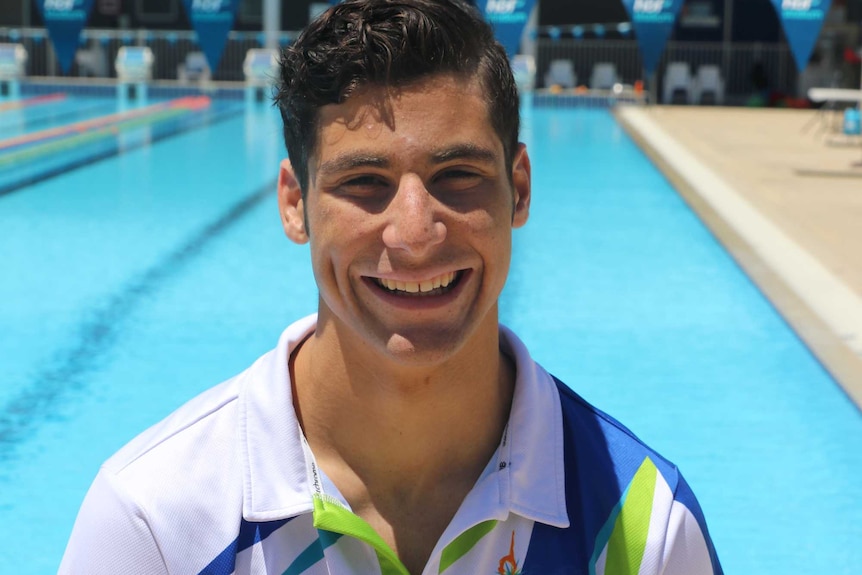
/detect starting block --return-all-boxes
[243,49,279,105]
[0,43,27,98]
[115,46,154,101]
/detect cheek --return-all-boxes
[467,208,514,271]
[307,202,380,273]
[460,203,513,244]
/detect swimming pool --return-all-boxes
[1,92,860,573]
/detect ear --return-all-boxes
[511,143,531,229]
[278,158,309,244]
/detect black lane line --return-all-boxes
[0,105,244,199]
[0,180,277,461]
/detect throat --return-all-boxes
[360,497,463,575]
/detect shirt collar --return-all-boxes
[497,324,569,527]
[238,316,568,527]
[239,314,318,522]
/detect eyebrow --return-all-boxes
[317,154,389,176]
[316,143,499,177]
[430,144,498,165]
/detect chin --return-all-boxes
[382,331,465,367]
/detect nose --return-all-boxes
[381,174,447,255]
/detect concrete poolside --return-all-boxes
[614,105,862,409]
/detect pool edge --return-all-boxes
[613,104,862,412]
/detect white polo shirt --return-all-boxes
[59,315,722,575]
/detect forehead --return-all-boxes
[311,74,499,165]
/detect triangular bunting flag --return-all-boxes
[37,0,95,75]
[182,0,241,73]
[770,0,833,71]
[621,0,685,75]
[482,0,538,58]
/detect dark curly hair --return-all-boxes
[273,0,520,196]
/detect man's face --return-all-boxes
[279,74,530,367]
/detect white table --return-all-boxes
[807,87,862,104]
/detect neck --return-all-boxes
[290,313,515,499]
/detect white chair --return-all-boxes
[662,62,693,104]
[178,51,211,83]
[243,48,278,86]
[75,41,107,77]
[512,54,537,93]
[692,65,725,105]
[244,48,279,103]
[589,62,618,90]
[544,59,576,89]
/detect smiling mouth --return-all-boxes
[372,270,464,296]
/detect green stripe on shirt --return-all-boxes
[603,457,658,575]
[438,520,499,573]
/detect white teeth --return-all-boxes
[377,271,459,294]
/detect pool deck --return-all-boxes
[615,105,862,410]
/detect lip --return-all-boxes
[361,269,472,310]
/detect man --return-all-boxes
[60,0,723,573]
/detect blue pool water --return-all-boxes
[1,93,860,573]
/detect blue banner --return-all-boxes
[770,0,832,71]
[37,0,95,74]
[182,0,241,72]
[621,0,685,75]
[482,0,537,58]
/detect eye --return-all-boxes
[339,174,390,196]
[434,168,484,191]
[345,175,383,186]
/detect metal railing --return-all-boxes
[536,38,799,105]
[1,27,800,105]
[0,27,297,83]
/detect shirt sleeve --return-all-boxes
[58,469,169,575]
[661,501,722,575]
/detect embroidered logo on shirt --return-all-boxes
[497,531,521,575]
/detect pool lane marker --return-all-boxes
[0,95,211,152]
[0,106,193,167]
[616,105,862,409]
[0,92,67,114]
[0,101,120,138]
[0,101,241,198]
